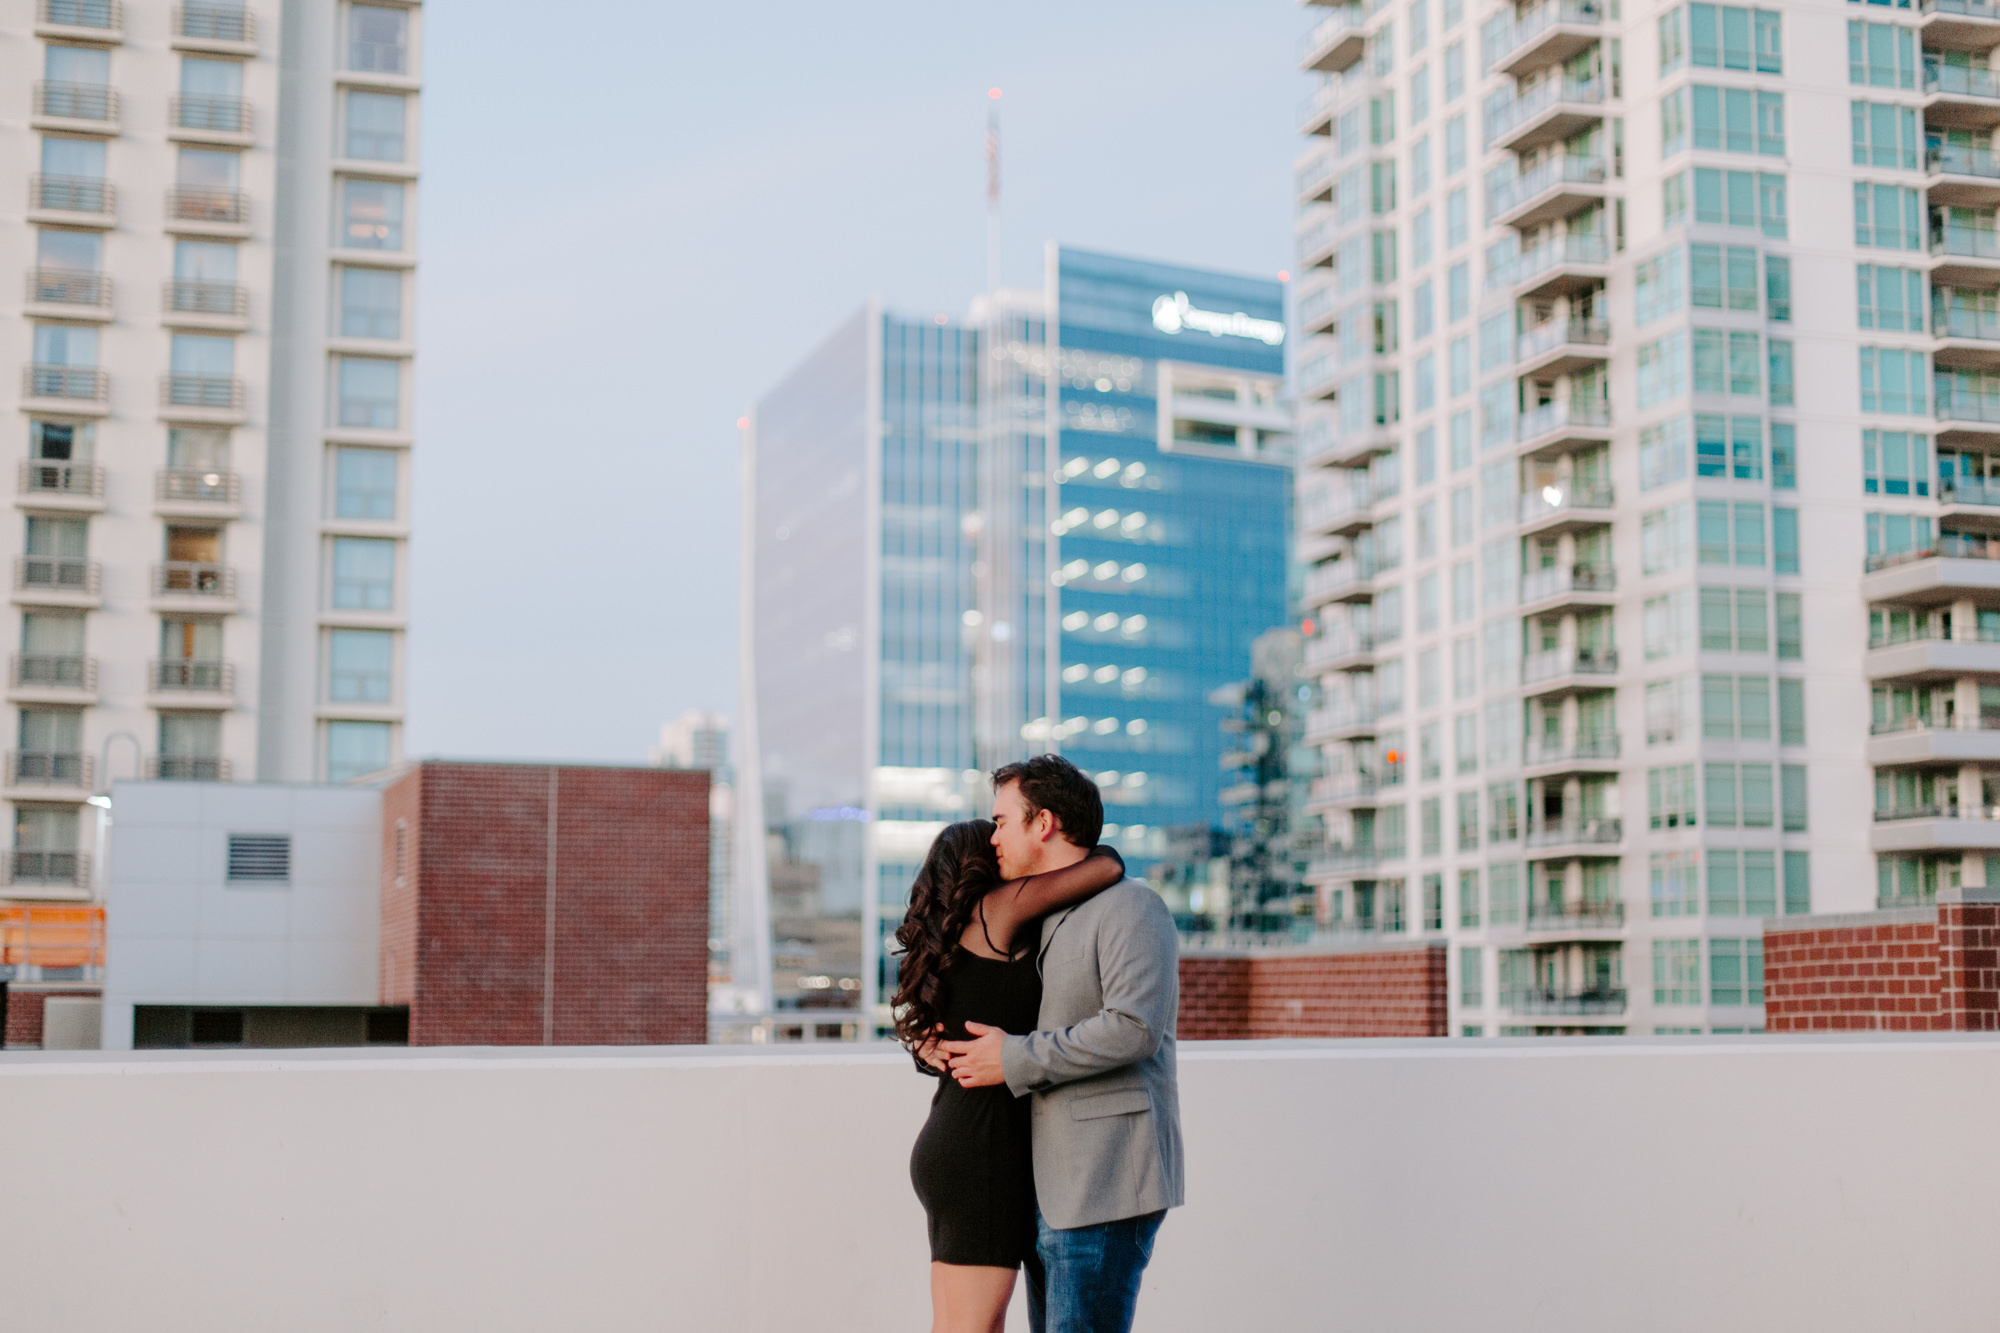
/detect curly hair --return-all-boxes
[890,819,1001,1051]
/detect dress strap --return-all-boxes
[977,896,1008,958]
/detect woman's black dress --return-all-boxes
[909,947,1043,1268]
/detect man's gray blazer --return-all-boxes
[998,877,1184,1231]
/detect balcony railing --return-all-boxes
[8,751,92,789]
[175,3,255,43]
[1929,144,2000,179]
[1941,476,2000,507]
[1521,647,1618,684]
[1310,843,1407,875]
[1923,0,2000,16]
[1865,531,2000,571]
[153,562,236,599]
[1516,316,1610,361]
[1297,80,1344,133]
[1523,733,1621,766]
[8,850,88,887]
[1484,78,1604,148]
[1503,985,1627,1015]
[1304,632,1376,670]
[29,174,114,216]
[1520,563,1615,603]
[1296,7,1364,62]
[349,39,409,75]
[1489,0,1603,70]
[166,187,248,225]
[1306,702,1382,737]
[1936,382,2000,424]
[165,278,247,317]
[1296,215,1340,266]
[1487,234,1609,291]
[161,374,244,411]
[1926,63,2000,98]
[1303,558,1382,603]
[1873,802,2000,822]
[19,460,103,499]
[23,365,107,402]
[1487,156,1605,221]
[1296,283,1337,331]
[14,556,100,597]
[1516,399,1611,441]
[146,754,232,782]
[171,95,253,134]
[26,267,109,309]
[38,0,121,30]
[1525,817,1623,848]
[1868,711,2000,735]
[1518,484,1613,525]
[156,468,241,505]
[1296,152,1338,202]
[1934,225,2000,261]
[1934,299,2000,342]
[34,81,118,123]
[150,659,234,695]
[1526,898,1626,930]
[9,654,96,693]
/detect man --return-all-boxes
[940,754,1183,1333]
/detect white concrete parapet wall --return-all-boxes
[1,1037,1995,1330]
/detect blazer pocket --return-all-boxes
[1070,1089,1152,1120]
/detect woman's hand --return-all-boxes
[915,1023,951,1073]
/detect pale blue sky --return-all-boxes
[407,0,1303,761]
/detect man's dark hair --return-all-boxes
[991,754,1103,849]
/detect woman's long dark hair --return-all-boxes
[891,819,1000,1050]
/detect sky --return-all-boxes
[407,0,1303,763]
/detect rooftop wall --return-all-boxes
[2,1037,1995,1330]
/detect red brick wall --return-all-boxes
[384,762,709,1047]
[1939,897,2000,1033]
[1179,943,1448,1040]
[3,989,98,1047]
[1764,895,2000,1033]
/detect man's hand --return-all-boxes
[915,1024,950,1074]
[939,1021,1007,1088]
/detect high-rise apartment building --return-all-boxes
[1290,0,1999,1035]
[0,1,419,909]
[744,249,1294,1016]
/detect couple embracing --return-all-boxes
[893,754,1182,1333]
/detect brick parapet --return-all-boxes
[1179,941,1447,1040]
[3,988,99,1047]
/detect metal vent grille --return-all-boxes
[226,834,290,882]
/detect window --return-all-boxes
[1851,100,1919,169]
[31,323,97,372]
[1411,65,1431,124]
[1447,336,1470,396]
[1421,797,1442,855]
[1420,720,1442,779]
[1640,417,1690,491]
[1767,341,1793,407]
[1412,279,1434,342]
[1445,185,1467,247]
[1854,183,1922,250]
[40,134,105,185]
[330,537,396,610]
[1458,869,1481,927]
[1664,170,1689,227]
[1635,246,1686,327]
[1653,940,1701,1004]
[1708,849,1778,916]
[1647,677,1695,744]
[1773,506,1798,573]
[1422,872,1443,931]
[1459,945,1483,1004]
[1702,674,1773,739]
[1861,429,1932,494]
[327,719,392,782]
[1694,501,1765,565]
[1443,44,1465,102]
[1456,788,1479,848]
[1691,167,1786,236]
[1684,3,1783,72]
[1662,87,1688,158]
[1690,86,1784,155]
[1486,781,1520,843]
[226,834,291,883]
[1775,592,1802,659]
[1455,708,1476,770]
[1447,262,1469,321]
[1411,135,1432,197]
[1784,850,1810,914]
[1694,414,1764,479]
[1865,511,1933,561]
[1705,761,1775,827]
[1416,428,1437,485]
[337,356,400,429]
[1645,589,1693,659]
[1848,20,1917,89]
[349,3,410,74]
[339,179,405,250]
[1488,862,1521,925]
[1661,7,1686,71]
[1859,347,1928,414]
[1642,502,1690,574]
[1477,311,1510,370]
[1710,938,1765,1006]
[1650,764,1700,829]
[1781,763,1808,830]
[1696,586,1769,651]
[1857,265,1926,331]
[1690,330,1762,397]
[1638,331,1688,407]
[1648,852,1699,920]
[1689,244,1759,312]
[159,712,222,776]
[339,267,402,339]
[344,90,407,161]
[1764,255,1790,322]
[328,628,394,703]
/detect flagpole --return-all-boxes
[986,88,1001,297]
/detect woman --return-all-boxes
[894,822,1126,1333]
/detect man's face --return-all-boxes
[990,781,1047,880]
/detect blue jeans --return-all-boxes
[1025,1208,1165,1333]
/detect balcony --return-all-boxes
[1924,63,2000,131]
[1308,772,1399,810]
[36,0,122,38]
[1861,533,2000,601]
[1870,803,2000,852]
[1523,817,1623,857]
[1525,897,1625,933]
[1521,732,1621,776]
[1929,225,2000,287]
[1298,7,1366,74]
[7,751,93,793]
[1303,632,1378,674]
[1521,647,1618,696]
[1927,145,2000,208]
[1921,0,2000,46]
[1502,984,1627,1016]
[1296,151,1337,205]
[12,557,101,608]
[174,3,256,49]
[1517,483,1613,536]
[1514,316,1610,378]
[1300,481,1375,539]
[148,659,234,705]
[1868,713,2000,764]
[1491,0,1603,77]
[170,95,254,142]
[1304,703,1383,745]
[1488,156,1606,230]
[7,849,89,890]
[1484,78,1605,155]
[1519,563,1616,613]
[1298,80,1344,137]
[152,562,237,611]
[8,654,96,704]
[22,365,107,408]
[28,174,115,223]
[33,81,119,129]
[164,278,248,328]
[145,755,232,782]
[1865,632,2000,681]
[1938,475,2000,532]
[155,468,242,519]
[1303,558,1383,605]
[1516,399,1612,457]
[1488,233,1609,300]
[1296,283,1338,337]
[19,460,105,514]
[160,373,245,419]
[25,267,111,318]
[1306,843,1407,879]
[1296,214,1340,269]
[1300,419,1398,469]
[165,187,249,232]
[1933,294,2000,373]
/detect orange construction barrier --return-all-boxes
[0,904,105,971]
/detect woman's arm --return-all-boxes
[979,846,1126,955]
